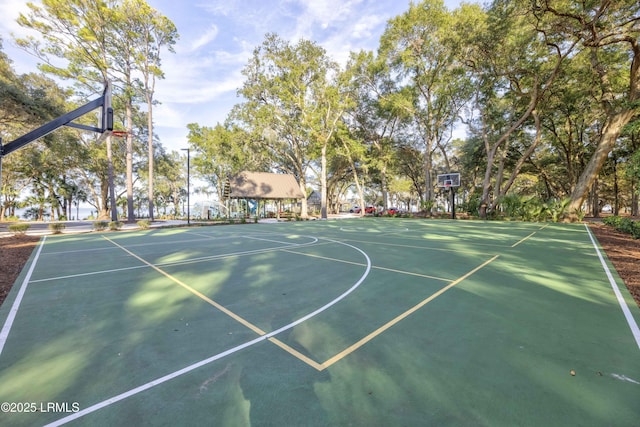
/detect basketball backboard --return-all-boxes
[436,173,461,188]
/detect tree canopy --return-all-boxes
[2,0,639,222]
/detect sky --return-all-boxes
[0,0,462,153]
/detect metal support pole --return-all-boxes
[450,187,456,219]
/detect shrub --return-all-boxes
[137,219,150,229]
[548,197,571,222]
[48,222,66,234]
[93,221,108,231]
[603,215,640,239]
[109,221,123,231]
[463,190,482,216]
[499,194,523,219]
[8,223,30,235]
[603,216,621,228]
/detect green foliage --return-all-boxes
[137,219,150,229]
[420,200,435,214]
[548,198,571,223]
[93,221,108,231]
[573,209,586,222]
[5,1,639,225]
[109,221,123,231]
[499,196,571,222]
[48,222,65,234]
[603,216,640,239]
[498,194,523,218]
[463,190,482,217]
[8,223,30,235]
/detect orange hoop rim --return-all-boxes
[111,130,128,138]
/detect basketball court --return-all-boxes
[0,219,639,426]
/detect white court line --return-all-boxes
[150,236,318,267]
[41,235,234,256]
[584,224,640,350]
[46,237,371,426]
[29,265,149,284]
[29,236,319,284]
[340,237,498,253]
[339,227,409,233]
[243,235,308,245]
[0,237,47,357]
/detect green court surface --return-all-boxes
[0,219,639,426]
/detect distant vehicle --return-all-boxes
[350,206,376,214]
[386,207,401,215]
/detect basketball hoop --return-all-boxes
[111,130,128,138]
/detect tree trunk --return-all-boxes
[613,153,619,216]
[495,145,507,199]
[321,143,327,219]
[591,180,599,218]
[501,111,543,197]
[381,165,388,212]
[147,99,155,221]
[299,175,308,218]
[126,103,135,222]
[631,180,639,216]
[107,135,117,221]
[424,140,433,213]
[480,139,498,219]
[568,110,635,218]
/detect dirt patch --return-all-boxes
[588,222,640,308]
[0,235,41,305]
[0,224,639,309]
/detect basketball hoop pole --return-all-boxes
[438,173,460,220]
[450,186,456,219]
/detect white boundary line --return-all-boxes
[40,235,237,256]
[0,236,47,357]
[46,237,371,426]
[339,226,409,233]
[29,236,319,284]
[584,224,640,350]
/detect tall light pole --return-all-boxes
[181,148,190,225]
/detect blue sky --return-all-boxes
[1,0,463,152]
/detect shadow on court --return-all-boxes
[0,219,639,426]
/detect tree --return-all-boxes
[238,34,345,218]
[17,0,118,220]
[378,0,469,212]
[153,150,183,217]
[115,0,177,221]
[534,0,640,219]
[187,122,268,201]
[460,0,573,217]
[344,50,403,212]
[16,0,177,222]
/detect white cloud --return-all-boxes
[0,0,31,35]
[351,14,387,39]
[189,25,219,52]
[1,0,464,153]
